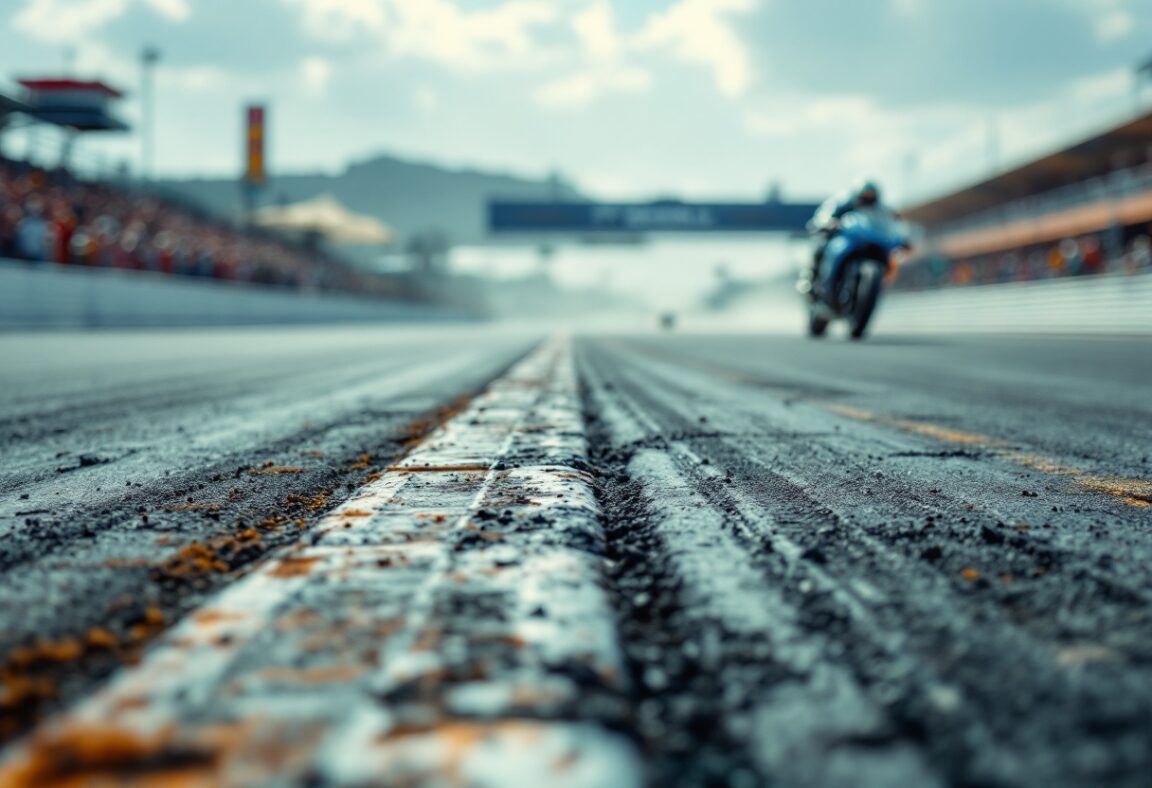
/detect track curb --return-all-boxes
[0,338,642,787]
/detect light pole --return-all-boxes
[140,46,160,182]
[1137,53,1152,110]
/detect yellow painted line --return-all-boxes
[887,418,1006,447]
[824,405,1152,508]
[1002,452,1082,476]
[826,404,1005,446]
[614,347,1150,509]
[1004,452,1152,507]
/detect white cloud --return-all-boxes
[573,0,621,61]
[11,0,190,43]
[12,0,129,43]
[388,0,558,69]
[162,64,230,92]
[890,0,925,17]
[991,66,1140,164]
[1067,67,1132,103]
[534,1,653,110]
[902,65,1144,199]
[68,39,137,84]
[635,0,756,98]
[413,85,440,112]
[144,0,189,22]
[299,55,332,95]
[744,96,879,138]
[291,0,757,101]
[744,94,980,200]
[1095,9,1134,42]
[291,0,559,71]
[291,0,387,41]
[536,0,756,110]
[535,65,650,109]
[1068,0,1137,43]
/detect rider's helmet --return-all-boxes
[853,179,881,208]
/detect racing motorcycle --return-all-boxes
[804,209,909,340]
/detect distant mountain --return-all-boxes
[154,154,584,245]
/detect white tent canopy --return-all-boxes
[253,193,393,245]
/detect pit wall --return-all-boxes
[878,270,1151,334]
[0,260,463,329]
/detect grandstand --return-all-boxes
[896,108,1152,290]
[0,155,413,299]
[0,76,417,304]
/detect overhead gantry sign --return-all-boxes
[488,200,820,235]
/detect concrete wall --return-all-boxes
[0,260,461,329]
[879,271,1151,334]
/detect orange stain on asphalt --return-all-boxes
[0,723,189,787]
[254,664,364,684]
[267,556,321,578]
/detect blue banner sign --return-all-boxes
[488,201,820,234]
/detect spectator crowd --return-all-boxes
[894,229,1152,291]
[0,156,405,299]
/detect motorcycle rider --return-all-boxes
[799,179,891,299]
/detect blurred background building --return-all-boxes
[0,0,1149,328]
[896,108,1152,290]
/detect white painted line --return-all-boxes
[0,339,642,787]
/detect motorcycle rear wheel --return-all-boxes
[808,309,829,337]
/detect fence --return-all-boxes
[0,259,462,329]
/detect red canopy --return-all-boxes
[17,79,124,98]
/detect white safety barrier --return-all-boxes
[0,259,462,329]
[879,271,1151,334]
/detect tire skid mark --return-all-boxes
[0,339,641,787]
[600,337,1152,508]
[583,338,1152,786]
[615,340,1152,610]
[581,349,941,787]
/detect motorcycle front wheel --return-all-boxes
[849,261,884,340]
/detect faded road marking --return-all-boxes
[824,405,1152,508]
[825,404,1006,447]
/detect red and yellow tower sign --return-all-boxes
[245,104,266,187]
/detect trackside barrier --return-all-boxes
[879,272,1151,334]
[0,260,464,329]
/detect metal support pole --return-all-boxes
[140,46,160,182]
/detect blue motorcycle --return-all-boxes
[807,209,909,340]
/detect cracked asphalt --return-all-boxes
[2,328,1151,786]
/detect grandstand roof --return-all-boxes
[0,93,30,115]
[905,108,1152,227]
[17,79,124,98]
[14,78,128,132]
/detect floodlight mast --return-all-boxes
[140,46,160,181]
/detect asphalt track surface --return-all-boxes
[2,327,1151,786]
[0,328,536,740]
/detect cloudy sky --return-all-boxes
[2,0,1151,202]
